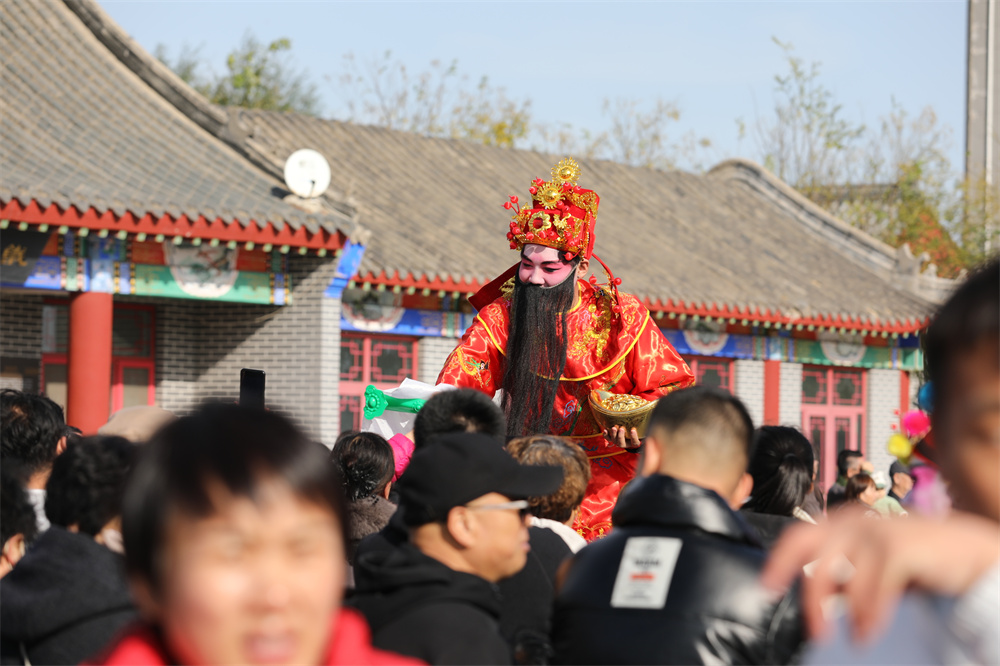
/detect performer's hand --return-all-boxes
[604,425,641,449]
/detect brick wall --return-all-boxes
[123,255,339,440]
[318,296,341,446]
[867,368,900,476]
[418,336,460,385]
[733,359,765,427]
[0,292,44,392]
[0,292,43,360]
[779,362,803,427]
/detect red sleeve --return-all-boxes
[435,316,504,397]
[626,316,694,400]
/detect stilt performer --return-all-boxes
[437,158,694,539]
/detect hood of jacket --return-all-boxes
[612,474,762,548]
[1,526,135,642]
[347,496,397,545]
[349,542,501,632]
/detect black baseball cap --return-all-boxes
[889,460,915,479]
[397,431,564,526]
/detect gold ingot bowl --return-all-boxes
[588,390,658,440]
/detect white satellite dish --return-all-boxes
[283,149,331,199]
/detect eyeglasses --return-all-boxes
[464,499,531,520]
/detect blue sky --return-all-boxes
[102,1,969,174]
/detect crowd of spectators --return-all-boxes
[0,258,996,665]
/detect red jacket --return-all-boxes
[89,608,424,665]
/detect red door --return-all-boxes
[801,367,867,491]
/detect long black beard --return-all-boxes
[501,270,577,437]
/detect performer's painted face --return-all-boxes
[518,245,576,288]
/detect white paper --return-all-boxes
[361,379,455,440]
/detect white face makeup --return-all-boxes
[518,245,576,288]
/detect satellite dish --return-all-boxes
[283,149,331,199]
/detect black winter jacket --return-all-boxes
[552,475,804,665]
[0,527,137,665]
[356,516,570,663]
[348,542,511,665]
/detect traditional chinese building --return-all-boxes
[1,0,355,438]
[1,0,955,486]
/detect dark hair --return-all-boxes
[648,386,755,459]
[744,426,814,517]
[413,388,506,448]
[122,403,348,592]
[1,389,67,474]
[46,435,136,536]
[502,261,579,437]
[845,472,875,502]
[836,449,863,477]
[507,435,591,523]
[924,258,999,405]
[1,465,38,546]
[331,431,394,501]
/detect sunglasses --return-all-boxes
[464,499,531,520]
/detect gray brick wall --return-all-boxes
[733,359,765,427]
[318,296,341,445]
[0,292,43,360]
[418,336,460,385]
[867,368,900,476]
[779,362,803,428]
[121,255,338,440]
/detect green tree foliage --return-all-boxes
[156,34,321,115]
[746,38,991,277]
[334,52,530,148]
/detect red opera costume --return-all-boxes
[437,159,694,540]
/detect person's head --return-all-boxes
[889,460,915,499]
[0,465,37,577]
[412,388,505,448]
[506,434,591,525]
[46,435,136,543]
[398,432,563,583]
[923,258,1000,521]
[98,405,177,443]
[744,426,815,517]
[640,386,755,508]
[330,431,394,501]
[836,449,864,478]
[845,472,878,507]
[517,244,590,289]
[1,389,68,479]
[122,403,349,666]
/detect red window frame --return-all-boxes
[688,356,734,393]
[40,301,157,414]
[339,334,419,433]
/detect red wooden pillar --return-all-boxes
[763,360,781,425]
[67,292,113,434]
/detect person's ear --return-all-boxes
[640,434,662,477]
[382,482,392,500]
[728,472,754,510]
[56,436,67,456]
[576,257,590,278]
[129,575,163,621]
[0,534,27,576]
[445,508,476,549]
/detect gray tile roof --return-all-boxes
[236,109,934,328]
[0,0,353,237]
